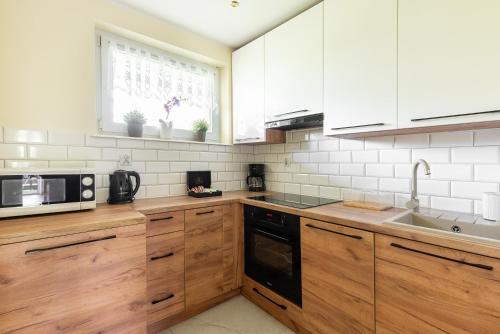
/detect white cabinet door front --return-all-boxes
[323,0,397,136]
[265,3,323,123]
[232,36,266,144]
[398,0,500,128]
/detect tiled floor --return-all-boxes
[159,295,296,334]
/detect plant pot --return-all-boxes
[127,122,143,137]
[195,130,206,142]
[159,121,174,139]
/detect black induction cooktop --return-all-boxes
[247,192,342,209]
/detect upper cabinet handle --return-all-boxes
[305,224,362,240]
[196,210,215,215]
[149,216,173,222]
[390,243,493,271]
[274,109,310,117]
[25,235,116,255]
[331,123,385,130]
[411,110,500,122]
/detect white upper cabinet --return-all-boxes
[265,3,323,123]
[398,0,500,128]
[323,0,398,136]
[232,36,266,144]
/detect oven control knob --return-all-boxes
[82,176,94,187]
[82,189,94,200]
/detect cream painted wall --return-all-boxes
[0,0,233,142]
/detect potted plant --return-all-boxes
[124,110,146,137]
[159,96,180,139]
[192,119,209,142]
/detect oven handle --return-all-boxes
[251,227,291,243]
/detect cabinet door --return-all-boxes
[265,3,323,122]
[302,218,375,334]
[398,0,500,128]
[376,234,500,333]
[232,36,266,144]
[0,224,147,334]
[323,0,397,136]
[185,205,237,309]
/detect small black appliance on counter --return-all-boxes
[247,164,265,192]
[107,170,140,204]
[187,171,222,198]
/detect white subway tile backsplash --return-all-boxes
[380,149,410,163]
[158,173,181,184]
[158,150,180,161]
[300,163,318,173]
[209,145,227,152]
[28,145,67,160]
[430,131,473,148]
[141,174,158,186]
[132,149,157,161]
[49,161,86,168]
[68,147,101,160]
[431,164,472,181]
[86,136,116,147]
[365,136,394,150]
[366,164,393,177]
[218,153,233,161]
[4,128,47,144]
[340,164,364,176]
[146,185,170,198]
[145,141,170,150]
[340,138,364,151]
[291,130,309,142]
[117,138,145,149]
[102,148,131,161]
[394,164,430,179]
[474,165,500,182]
[170,184,187,196]
[301,184,319,196]
[48,131,84,146]
[5,160,49,168]
[179,151,199,161]
[412,148,450,163]
[146,161,170,173]
[309,174,329,185]
[293,152,309,163]
[270,144,285,153]
[451,181,498,199]
[318,163,339,175]
[330,151,351,163]
[190,143,208,151]
[320,186,341,199]
[395,134,429,148]
[452,147,500,163]
[0,144,26,159]
[284,183,301,194]
[318,138,339,152]
[190,162,209,170]
[301,141,318,152]
[310,152,329,163]
[329,175,351,188]
[293,173,309,184]
[352,177,378,190]
[199,152,218,161]
[169,162,190,172]
[379,178,410,193]
[431,196,473,213]
[417,180,450,196]
[87,161,118,174]
[352,150,378,163]
[285,143,301,153]
[277,173,293,183]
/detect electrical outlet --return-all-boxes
[284,157,291,167]
[119,154,131,167]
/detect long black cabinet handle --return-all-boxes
[25,235,116,255]
[151,293,175,305]
[274,109,310,117]
[150,252,174,261]
[252,288,287,310]
[305,224,362,240]
[331,123,385,130]
[149,216,173,222]
[390,243,493,271]
[411,110,500,122]
[196,210,215,215]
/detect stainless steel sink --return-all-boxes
[384,210,500,246]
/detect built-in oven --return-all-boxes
[244,205,301,307]
[0,169,96,218]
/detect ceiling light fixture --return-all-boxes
[230,0,239,8]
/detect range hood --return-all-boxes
[265,113,323,130]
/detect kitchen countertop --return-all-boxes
[1,191,499,258]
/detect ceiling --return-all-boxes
[113,0,321,48]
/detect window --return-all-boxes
[97,32,220,141]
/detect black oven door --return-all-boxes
[244,224,302,306]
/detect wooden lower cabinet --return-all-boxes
[0,223,147,334]
[185,204,239,309]
[376,234,500,334]
[301,218,375,334]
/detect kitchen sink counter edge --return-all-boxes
[1,191,499,259]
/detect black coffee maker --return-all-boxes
[247,164,265,192]
[108,170,141,204]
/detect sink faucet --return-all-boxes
[406,159,431,211]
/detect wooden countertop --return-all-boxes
[1,191,499,258]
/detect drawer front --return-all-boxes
[185,206,224,223]
[147,210,184,237]
[376,234,500,334]
[147,231,185,325]
[0,224,147,334]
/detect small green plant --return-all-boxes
[192,119,209,132]
[124,110,146,124]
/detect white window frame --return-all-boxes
[96,31,221,142]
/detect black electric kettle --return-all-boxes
[107,170,140,204]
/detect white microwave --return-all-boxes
[0,169,96,218]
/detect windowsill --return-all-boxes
[92,134,232,146]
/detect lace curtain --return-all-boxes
[101,35,218,131]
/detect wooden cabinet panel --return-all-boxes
[0,224,147,334]
[147,231,185,325]
[185,205,238,309]
[376,234,500,334]
[398,0,500,128]
[302,218,375,334]
[146,210,184,237]
[265,3,323,122]
[323,0,397,136]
